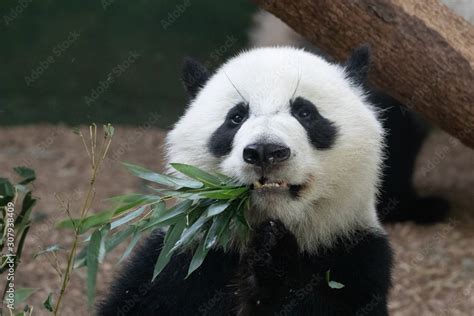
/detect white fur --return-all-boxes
[166,47,385,253]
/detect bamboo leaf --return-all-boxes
[328,281,345,289]
[198,187,248,199]
[117,229,141,264]
[56,210,114,233]
[33,245,64,259]
[13,167,36,185]
[170,163,222,187]
[43,293,54,312]
[9,288,37,304]
[152,219,186,280]
[205,201,230,217]
[14,192,36,228]
[110,206,146,230]
[171,215,210,252]
[123,162,203,189]
[105,226,136,252]
[140,200,193,231]
[86,229,102,305]
[74,226,135,269]
[0,178,15,205]
[205,210,234,249]
[186,236,209,277]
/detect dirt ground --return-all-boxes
[0,124,473,316]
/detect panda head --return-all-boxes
[167,46,384,251]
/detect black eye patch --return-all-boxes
[290,97,338,149]
[208,102,249,157]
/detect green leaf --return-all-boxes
[198,187,248,200]
[326,270,345,289]
[43,293,54,312]
[171,215,210,252]
[110,206,146,230]
[205,201,230,217]
[205,210,234,249]
[73,245,88,269]
[15,191,37,229]
[328,281,345,289]
[107,193,159,205]
[153,219,186,280]
[219,222,232,251]
[7,288,37,304]
[123,162,203,189]
[140,200,193,231]
[0,178,15,205]
[186,235,209,277]
[117,229,141,264]
[13,167,36,185]
[170,163,222,187]
[33,245,64,259]
[214,172,237,185]
[110,194,161,216]
[56,210,114,233]
[86,228,103,305]
[148,188,201,200]
[105,226,135,251]
[74,226,135,269]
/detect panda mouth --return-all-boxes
[251,178,302,196]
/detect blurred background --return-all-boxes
[1,1,473,315]
[0,0,254,127]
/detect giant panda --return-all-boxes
[99,46,394,315]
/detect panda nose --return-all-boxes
[243,143,291,166]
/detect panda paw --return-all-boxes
[237,220,300,314]
[245,219,299,278]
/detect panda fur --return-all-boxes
[250,12,451,224]
[98,46,394,315]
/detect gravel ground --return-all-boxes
[0,124,473,315]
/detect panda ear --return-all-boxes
[182,57,211,99]
[344,45,371,86]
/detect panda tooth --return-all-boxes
[254,181,262,188]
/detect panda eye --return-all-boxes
[297,109,311,119]
[231,114,244,125]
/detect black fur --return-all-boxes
[98,220,392,315]
[182,57,211,99]
[369,90,450,223]
[344,45,371,86]
[344,45,449,223]
[209,102,249,157]
[290,96,338,150]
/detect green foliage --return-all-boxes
[0,167,38,313]
[43,293,54,312]
[69,162,251,302]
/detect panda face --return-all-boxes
[167,47,384,250]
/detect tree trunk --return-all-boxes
[254,0,474,148]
